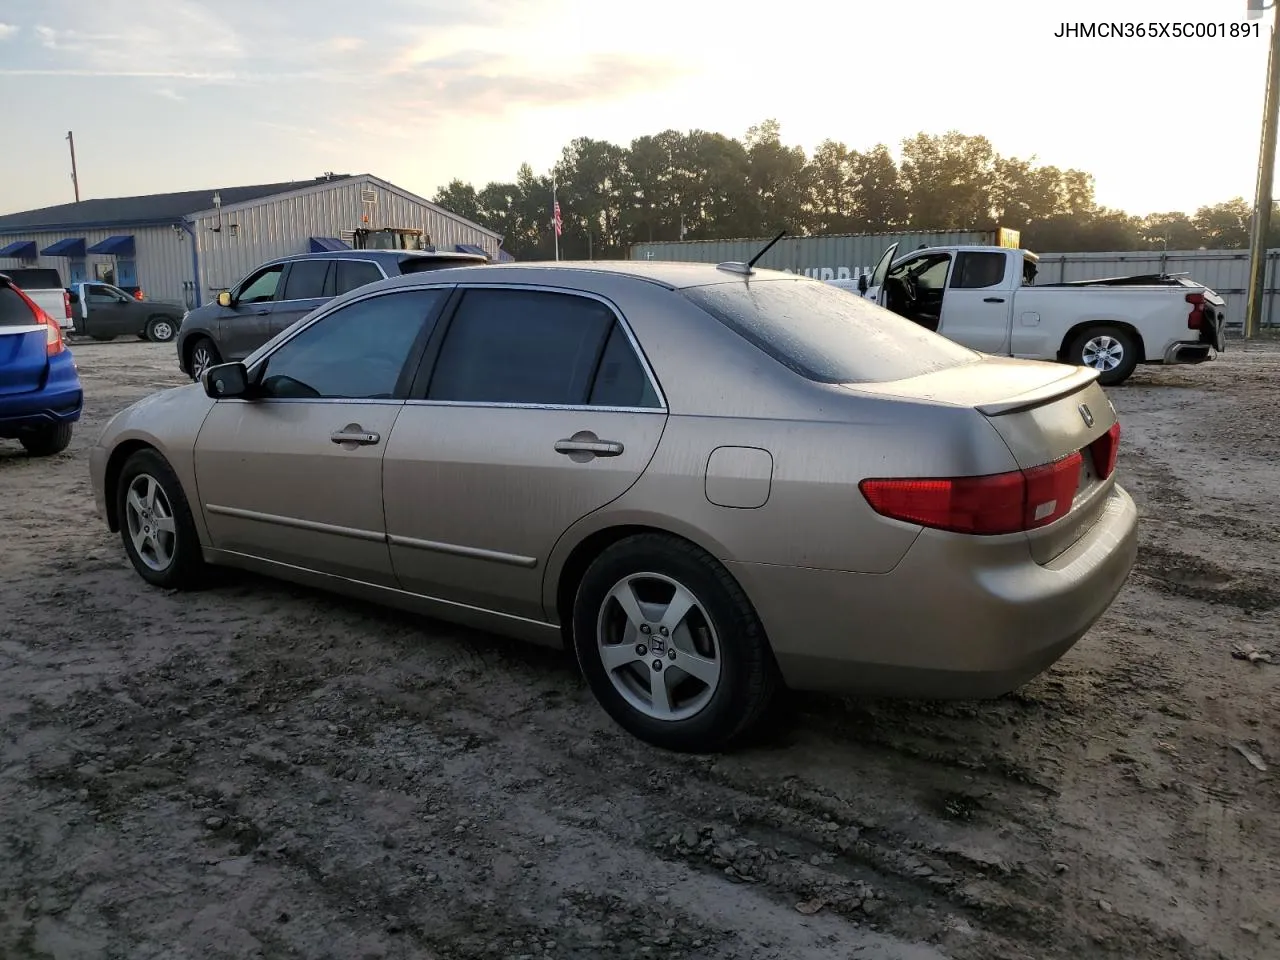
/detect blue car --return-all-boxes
[0,273,83,457]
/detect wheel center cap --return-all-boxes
[648,634,666,655]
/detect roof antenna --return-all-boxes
[717,229,787,276]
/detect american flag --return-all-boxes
[552,200,562,237]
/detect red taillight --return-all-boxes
[4,282,64,355]
[1089,421,1121,479]
[1186,292,1205,330]
[134,290,144,301]
[62,289,72,319]
[860,451,1083,536]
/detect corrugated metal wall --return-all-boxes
[0,225,192,304]
[192,176,502,295]
[629,231,994,278]
[1036,249,1278,328]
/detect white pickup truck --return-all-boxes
[0,267,73,330]
[832,244,1226,385]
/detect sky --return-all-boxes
[0,0,1272,218]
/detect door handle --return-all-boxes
[555,438,624,457]
[330,429,381,446]
[983,297,1006,303]
[255,309,270,315]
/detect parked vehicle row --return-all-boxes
[89,260,1138,751]
[831,243,1227,385]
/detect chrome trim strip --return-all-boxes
[388,534,537,568]
[205,503,385,542]
[402,400,663,413]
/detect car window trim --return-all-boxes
[231,284,458,405]
[403,282,668,414]
[231,257,390,306]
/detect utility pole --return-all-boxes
[66,131,80,202]
[1246,0,1280,338]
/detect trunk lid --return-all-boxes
[850,356,1119,563]
[0,284,50,396]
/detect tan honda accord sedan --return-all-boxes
[90,261,1138,751]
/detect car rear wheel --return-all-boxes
[20,422,73,457]
[116,449,205,589]
[571,533,779,752]
[188,337,221,381]
[1069,325,1138,386]
[146,317,176,342]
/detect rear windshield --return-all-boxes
[680,278,978,384]
[2,268,63,290]
[397,256,485,275]
[0,286,37,326]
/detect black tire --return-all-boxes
[90,334,114,342]
[115,448,205,589]
[1067,325,1139,386]
[146,316,177,343]
[187,337,221,381]
[20,422,73,457]
[571,533,779,752]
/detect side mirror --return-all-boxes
[857,274,869,295]
[217,291,233,308]
[203,361,251,400]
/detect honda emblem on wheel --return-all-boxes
[1078,403,1094,428]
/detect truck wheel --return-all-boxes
[20,422,73,457]
[1068,325,1138,386]
[146,317,176,343]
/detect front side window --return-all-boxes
[334,260,384,295]
[237,265,284,304]
[85,284,120,303]
[427,289,629,406]
[256,289,444,400]
[281,259,331,301]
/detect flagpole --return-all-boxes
[552,168,559,261]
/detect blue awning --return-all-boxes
[454,243,488,258]
[309,236,350,252]
[41,237,86,258]
[86,235,136,257]
[0,240,37,259]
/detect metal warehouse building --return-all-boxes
[0,173,506,309]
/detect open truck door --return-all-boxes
[865,242,899,303]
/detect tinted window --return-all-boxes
[282,259,330,300]
[1,269,62,290]
[335,260,383,295]
[681,279,978,384]
[0,286,36,326]
[398,255,484,275]
[85,284,119,303]
[258,289,443,400]
[237,265,283,304]
[589,323,661,408]
[427,289,613,405]
[951,252,1007,289]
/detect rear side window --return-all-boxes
[282,259,331,300]
[3,269,63,290]
[398,256,483,275]
[681,279,978,384]
[427,289,618,405]
[0,286,37,326]
[951,252,1007,289]
[335,260,383,295]
[589,324,661,408]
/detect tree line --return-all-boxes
[432,122,1264,260]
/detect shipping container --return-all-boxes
[629,231,998,280]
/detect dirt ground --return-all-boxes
[1,338,1277,960]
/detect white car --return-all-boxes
[832,244,1227,385]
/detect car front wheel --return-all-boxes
[146,317,176,342]
[188,337,221,381]
[116,449,205,589]
[571,533,779,752]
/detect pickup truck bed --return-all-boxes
[0,268,73,330]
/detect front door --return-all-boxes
[937,250,1015,354]
[193,286,449,585]
[269,258,333,339]
[383,287,667,621]
[82,283,133,337]
[218,262,285,360]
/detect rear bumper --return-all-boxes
[729,483,1138,699]
[0,353,83,437]
[1161,341,1214,365]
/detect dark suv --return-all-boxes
[176,249,487,379]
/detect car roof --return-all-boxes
[272,250,487,265]
[361,260,806,292]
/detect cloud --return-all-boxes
[155,87,185,101]
[0,23,17,40]
[326,36,365,53]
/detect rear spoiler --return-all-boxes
[975,365,1100,417]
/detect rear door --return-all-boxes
[270,258,333,338]
[0,283,47,396]
[382,285,667,620]
[938,251,1015,354]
